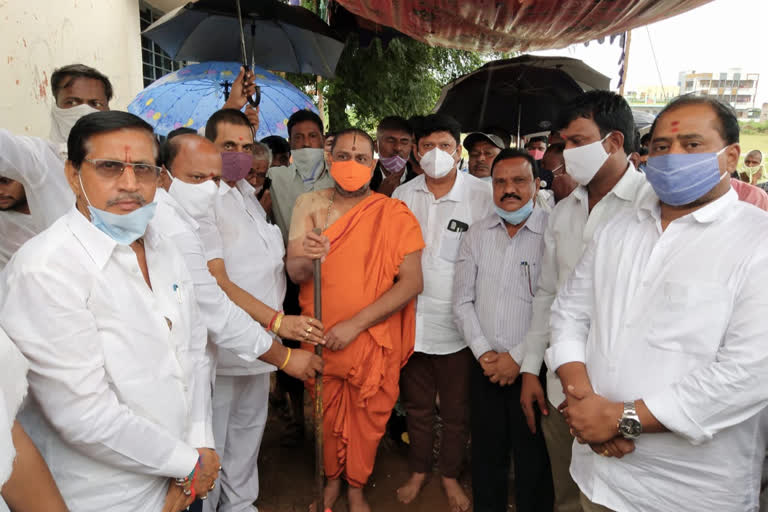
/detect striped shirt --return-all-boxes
[452,206,548,362]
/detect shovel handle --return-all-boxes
[312,227,324,512]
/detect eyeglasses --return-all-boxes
[83,158,161,183]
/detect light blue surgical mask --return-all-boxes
[495,198,533,225]
[644,148,728,206]
[79,173,156,245]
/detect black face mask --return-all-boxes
[538,168,554,190]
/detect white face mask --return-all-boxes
[49,103,99,146]
[168,178,218,220]
[562,133,612,186]
[420,147,457,179]
[292,148,325,177]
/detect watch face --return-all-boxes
[620,418,642,438]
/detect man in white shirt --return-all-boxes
[518,90,647,512]
[547,95,768,512]
[0,111,220,512]
[203,109,324,512]
[0,64,113,258]
[453,149,554,512]
[157,132,323,380]
[393,114,493,512]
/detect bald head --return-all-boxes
[167,134,223,187]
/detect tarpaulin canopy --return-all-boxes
[331,0,713,53]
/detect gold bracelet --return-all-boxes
[279,347,292,370]
[272,312,285,335]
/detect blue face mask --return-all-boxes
[644,148,728,206]
[495,198,533,225]
[79,174,156,245]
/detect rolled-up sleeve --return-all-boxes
[545,237,596,372]
[452,228,492,360]
[643,254,768,444]
[0,265,199,478]
[520,214,559,375]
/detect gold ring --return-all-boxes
[306,326,313,334]
[210,481,216,491]
[303,331,309,338]
[602,450,610,457]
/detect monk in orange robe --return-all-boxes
[286,128,424,512]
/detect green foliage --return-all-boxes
[286,37,484,133]
[741,119,768,135]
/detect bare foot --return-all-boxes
[442,477,470,512]
[396,472,428,504]
[347,487,372,512]
[308,478,342,512]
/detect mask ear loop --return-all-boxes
[77,170,95,207]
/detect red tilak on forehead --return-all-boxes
[238,136,244,141]
[124,146,131,161]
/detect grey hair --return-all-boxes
[252,141,272,168]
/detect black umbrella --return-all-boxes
[433,55,610,140]
[143,0,345,77]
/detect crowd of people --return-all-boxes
[0,62,767,512]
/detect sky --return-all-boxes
[531,0,767,105]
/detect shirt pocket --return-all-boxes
[647,281,730,358]
[438,231,463,263]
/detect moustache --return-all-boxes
[105,193,147,207]
[501,193,522,201]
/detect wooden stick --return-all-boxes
[312,228,324,512]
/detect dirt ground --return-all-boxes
[255,400,516,512]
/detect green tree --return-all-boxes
[288,37,484,133]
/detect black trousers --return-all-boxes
[470,361,554,512]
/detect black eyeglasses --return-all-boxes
[83,158,162,183]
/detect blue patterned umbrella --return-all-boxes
[128,61,319,139]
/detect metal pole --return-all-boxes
[619,30,632,97]
[312,228,324,512]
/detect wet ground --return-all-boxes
[255,396,515,512]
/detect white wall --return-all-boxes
[0,0,144,137]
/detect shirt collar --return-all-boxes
[66,206,118,270]
[637,187,738,224]
[573,163,641,204]
[416,170,464,202]
[66,203,162,271]
[487,203,547,234]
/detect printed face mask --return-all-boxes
[379,154,408,173]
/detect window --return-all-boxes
[140,2,184,87]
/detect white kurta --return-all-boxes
[0,207,210,512]
[211,181,286,376]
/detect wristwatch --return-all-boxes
[617,401,642,439]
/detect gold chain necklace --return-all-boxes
[324,189,336,231]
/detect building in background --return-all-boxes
[1,0,185,137]
[624,84,680,116]
[678,69,761,119]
